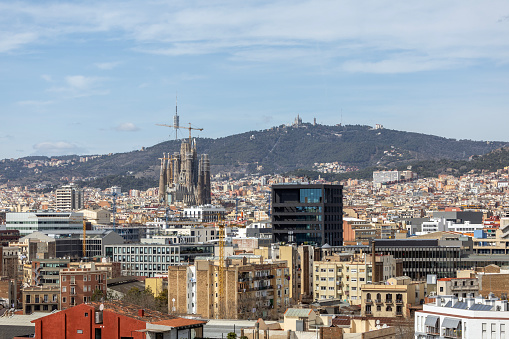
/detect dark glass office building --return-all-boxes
[271,184,343,246]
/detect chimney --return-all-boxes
[138,309,145,317]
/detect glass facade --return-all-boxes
[299,189,322,203]
[272,184,343,246]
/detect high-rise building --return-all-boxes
[158,138,211,206]
[55,184,84,211]
[271,184,343,246]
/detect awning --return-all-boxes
[424,316,439,326]
[442,317,461,329]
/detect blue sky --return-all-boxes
[1,0,509,159]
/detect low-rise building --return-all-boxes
[437,277,479,299]
[31,301,206,339]
[361,276,425,318]
[22,285,59,314]
[415,295,509,339]
[104,243,214,277]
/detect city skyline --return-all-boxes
[2,1,509,160]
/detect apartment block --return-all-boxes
[313,253,400,305]
[361,276,426,318]
[25,258,70,287]
[22,285,59,314]
[168,255,290,319]
[60,266,107,310]
[55,184,84,211]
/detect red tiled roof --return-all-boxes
[152,318,207,328]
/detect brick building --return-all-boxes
[31,301,206,339]
[60,266,107,310]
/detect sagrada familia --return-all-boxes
[158,138,211,206]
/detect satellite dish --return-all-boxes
[99,304,104,311]
[376,320,380,325]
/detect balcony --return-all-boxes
[396,311,403,317]
[395,299,403,304]
[375,299,382,304]
[365,299,373,304]
[365,310,373,316]
[385,299,393,304]
[451,285,478,291]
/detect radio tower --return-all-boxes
[173,93,179,140]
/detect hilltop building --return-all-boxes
[158,138,211,206]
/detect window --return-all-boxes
[62,287,67,292]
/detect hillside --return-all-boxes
[0,123,507,188]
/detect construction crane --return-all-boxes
[156,123,203,143]
[214,214,247,318]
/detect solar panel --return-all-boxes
[452,302,468,309]
[468,303,492,311]
[444,301,452,308]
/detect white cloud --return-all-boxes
[65,75,97,90]
[0,32,37,53]
[95,61,121,70]
[48,75,108,97]
[32,141,86,156]
[115,122,140,132]
[1,1,509,73]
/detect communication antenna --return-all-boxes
[173,93,180,140]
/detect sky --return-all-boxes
[1,0,509,159]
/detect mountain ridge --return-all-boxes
[1,123,508,188]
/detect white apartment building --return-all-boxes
[183,205,226,222]
[415,295,509,339]
[55,184,83,211]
